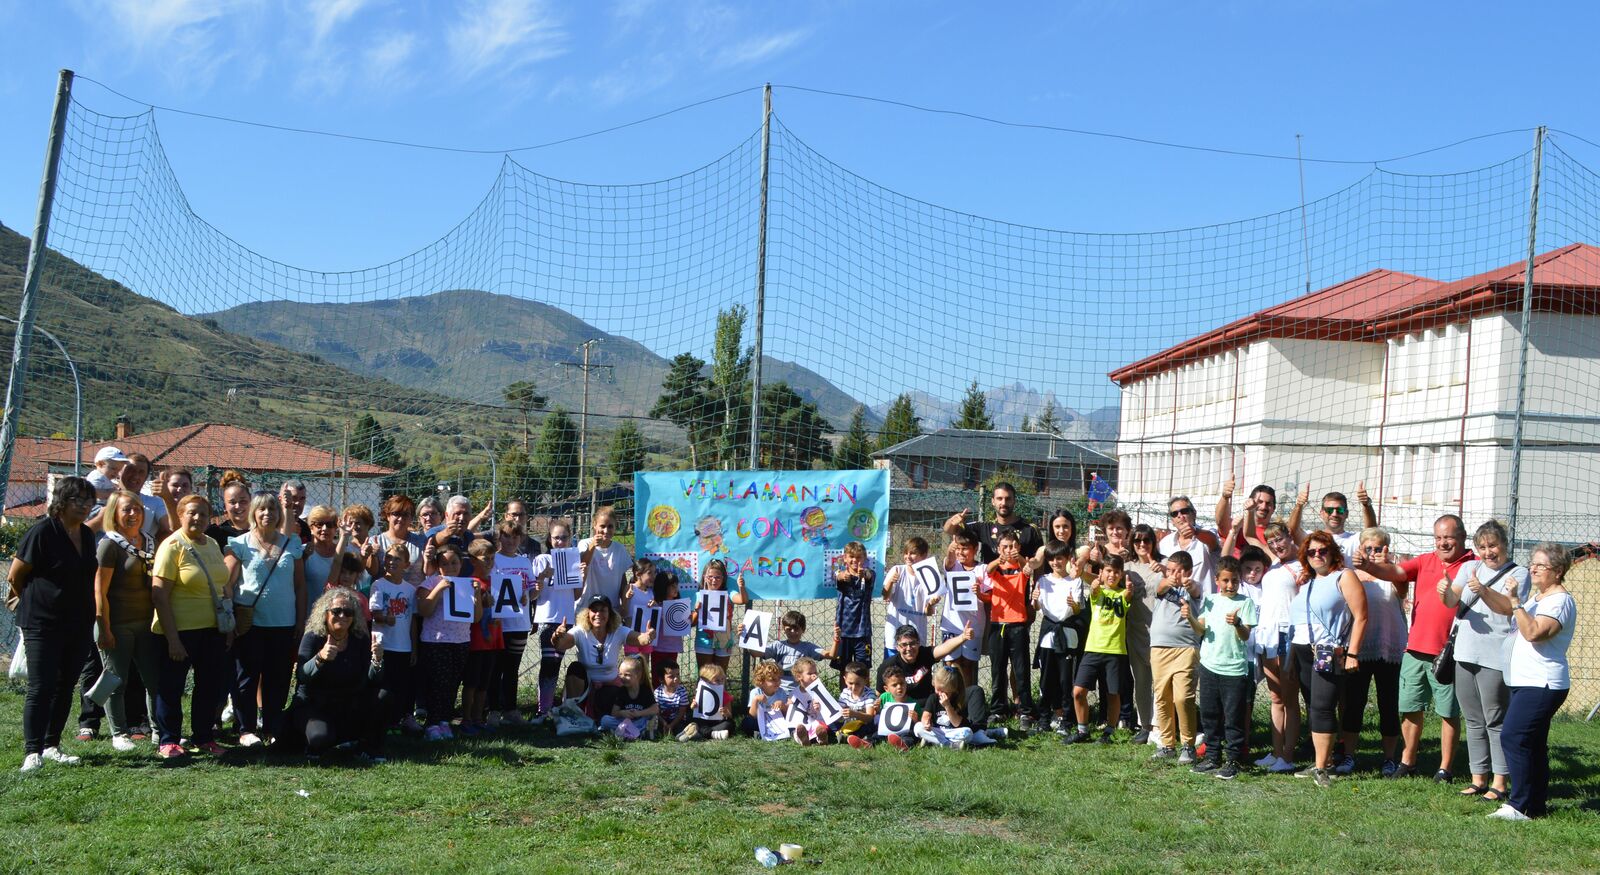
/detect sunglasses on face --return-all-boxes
[1322,506,1347,515]
[1169,507,1195,518]
[1306,547,1332,558]
[328,608,355,618]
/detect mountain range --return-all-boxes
[872,385,1120,440]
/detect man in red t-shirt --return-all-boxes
[1364,514,1474,781]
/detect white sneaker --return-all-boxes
[41,747,80,765]
[710,729,730,740]
[237,732,263,748]
[111,734,137,753]
[19,753,43,773]
[1254,752,1278,767]
[221,702,235,727]
[1487,804,1531,822]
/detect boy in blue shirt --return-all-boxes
[1182,556,1258,779]
[828,541,874,673]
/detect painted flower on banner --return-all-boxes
[847,507,878,541]
[648,505,681,538]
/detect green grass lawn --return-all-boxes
[1,690,1597,874]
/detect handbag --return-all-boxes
[1432,562,1515,685]
[183,542,236,635]
[233,534,287,636]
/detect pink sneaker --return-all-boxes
[847,734,871,750]
[158,743,187,759]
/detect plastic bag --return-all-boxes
[7,637,26,682]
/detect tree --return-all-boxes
[955,380,994,431]
[758,382,832,470]
[532,408,580,498]
[350,413,401,468]
[607,421,648,481]
[650,353,713,467]
[1034,397,1063,436]
[1019,415,1033,433]
[500,446,542,505]
[503,380,548,452]
[877,393,921,451]
[710,305,754,468]
[834,405,874,470]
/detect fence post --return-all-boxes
[749,84,771,471]
[0,69,74,514]
[1508,125,1545,551]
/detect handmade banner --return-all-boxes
[490,555,533,621]
[634,470,890,600]
[739,609,774,653]
[438,576,476,622]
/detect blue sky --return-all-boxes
[3,1,1600,416]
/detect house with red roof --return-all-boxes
[1109,244,1600,552]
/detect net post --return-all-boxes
[1507,125,1545,551]
[749,83,771,470]
[0,68,74,513]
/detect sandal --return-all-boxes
[1459,784,1487,796]
[1481,788,1507,803]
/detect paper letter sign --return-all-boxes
[550,547,581,589]
[629,604,659,636]
[941,570,978,633]
[693,681,724,720]
[805,679,843,725]
[490,555,532,620]
[661,598,693,637]
[440,576,476,622]
[877,701,915,736]
[697,589,730,632]
[913,558,944,597]
[739,609,773,653]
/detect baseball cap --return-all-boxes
[94,446,128,464]
[583,594,613,612]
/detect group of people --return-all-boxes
[7,464,1582,821]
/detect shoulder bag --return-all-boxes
[233,535,288,636]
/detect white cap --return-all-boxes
[94,446,128,464]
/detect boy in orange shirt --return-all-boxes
[981,531,1036,730]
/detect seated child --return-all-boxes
[746,659,792,741]
[764,610,821,691]
[676,663,734,741]
[874,665,920,751]
[915,664,997,748]
[838,661,879,748]
[654,662,689,738]
[785,657,833,746]
[599,655,659,741]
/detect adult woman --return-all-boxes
[1123,524,1162,743]
[578,507,631,609]
[302,505,342,605]
[280,588,384,761]
[371,494,424,585]
[416,496,444,534]
[1476,543,1577,821]
[1344,526,1409,777]
[223,492,306,747]
[1254,523,1301,772]
[151,494,232,759]
[10,477,97,773]
[552,594,656,713]
[1100,510,1132,561]
[94,490,163,753]
[1034,510,1079,566]
[206,470,252,549]
[1287,530,1367,787]
[1440,520,1529,801]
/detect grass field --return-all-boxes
[0,690,1597,874]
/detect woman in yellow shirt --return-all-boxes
[151,494,231,759]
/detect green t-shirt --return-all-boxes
[1198,593,1258,676]
[1085,585,1131,655]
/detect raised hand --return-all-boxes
[1298,481,1311,505]
[1356,481,1370,505]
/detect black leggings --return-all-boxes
[1343,659,1401,737]
[1037,645,1075,714]
[377,652,416,727]
[1292,643,1344,734]
[21,624,91,755]
[464,649,497,692]
[490,631,529,711]
[232,625,298,737]
[420,642,468,724]
[290,692,383,754]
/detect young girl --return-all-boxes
[489,520,536,728]
[654,662,689,738]
[529,520,575,720]
[691,560,749,671]
[416,546,478,741]
[786,657,833,746]
[368,543,418,733]
[461,540,502,736]
[578,506,631,609]
[551,594,655,717]
[600,655,659,740]
[650,570,684,687]
[621,559,657,659]
[676,663,733,741]
[746,660,792,742]
[839,661,881,748]
[915,665,992,748]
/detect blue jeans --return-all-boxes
[1502,685,1568,817]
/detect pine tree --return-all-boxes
[877,393,921,451]
[532,408,580,498]
[759,382,832,469]
[607,421,648,481]
[954,380,994,430]
[1019,415,1033,433]
[650,353,712,467]
[834,405,874,469]
[350,413,401,468]
[503,380,548,452]
[1034,397,1063,436]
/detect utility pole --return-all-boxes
[560,340,612,503]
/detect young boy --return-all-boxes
[1034,541,1085,733]
[880,538,932,661]
[765,610,822,691]
[1068,556,1131,744]
[1184,556,1258,779]
[654,663,690,739]
[1150,551,1202,763]
[875,664,919,751]
[87,446,127,501]
[839,661,880,748]
[830,541,874,672]
[939,531,988,687]
[980,532,1036,729]
[746,660,792,742]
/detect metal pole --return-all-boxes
[579,340,594,498]
[1508,125,1545,550]
[0,317,79,475]
[341,421,350,506]
[750,83,771,470]
[0,69,74,512]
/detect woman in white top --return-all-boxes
[578,507,631,609]
[1254,523,1302,773]
[552,594,654,715]
[1474,542,1577,821]
[1345,527,1410,777]
[1439,520,1530,803]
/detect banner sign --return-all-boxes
[634,470,890,600]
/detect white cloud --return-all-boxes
[363,30,417,82]
[713,28,807,68]
[306,0,374,42]
[447,0,566,80]
[77,0,266,84]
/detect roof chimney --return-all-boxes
[115,415,132,440]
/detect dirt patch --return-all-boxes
[924,815,1023,841]
[757,802,801,817]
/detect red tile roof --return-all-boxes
[1110,244,1600,385]
[40,423,395,477]
[4,498,46,519]
[7,436,76,484]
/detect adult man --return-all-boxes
[1364,514,1475,781]
[473,499,545,557]
[942,482,1044,565]
[278,478,312,542]
[1214,478,1276,558]
[1157,495,1220,593]
[1288,482,1378,563]
[426,494,482,554]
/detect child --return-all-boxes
[839,661,880,749]
[746,660,792,742]
[691,560,748,671]
[551,595,656,716]
[786,657,832,746]
[416,546,478,741]
[87,446,127,501]
[939,531,988,687]
[600,655,659,740]
[875,664,919,751]
[1067,556,1131,744]
[676,663,734,741]
[1034,541,1085,733]
[830,541,875,672]
[880,538,932,661]
[915,665,995,748]
[529,520,574,720]
[369,543,419,732]
[460,539,503,736]
[654,662,689,738]
[621,559,658,658]
[488,520,536,728]
[551,662,597,737]
[1150,551,1202,763]
[764,610,821,691]
[650,569,685,687]
[328,554,371,618]
[981,532,1036,729]
[1183,556,1258,779]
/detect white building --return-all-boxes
[1110,244,1600,553]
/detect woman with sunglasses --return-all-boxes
[281,588,384,762]
[10,477,98,773]
[302,505,343,605]
[1121,522,1162,744]
[1287,530,1367,787]
[1254,522,1303,773]
[1343,527,1410,777]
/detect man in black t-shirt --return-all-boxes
[943,482,1044,564]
